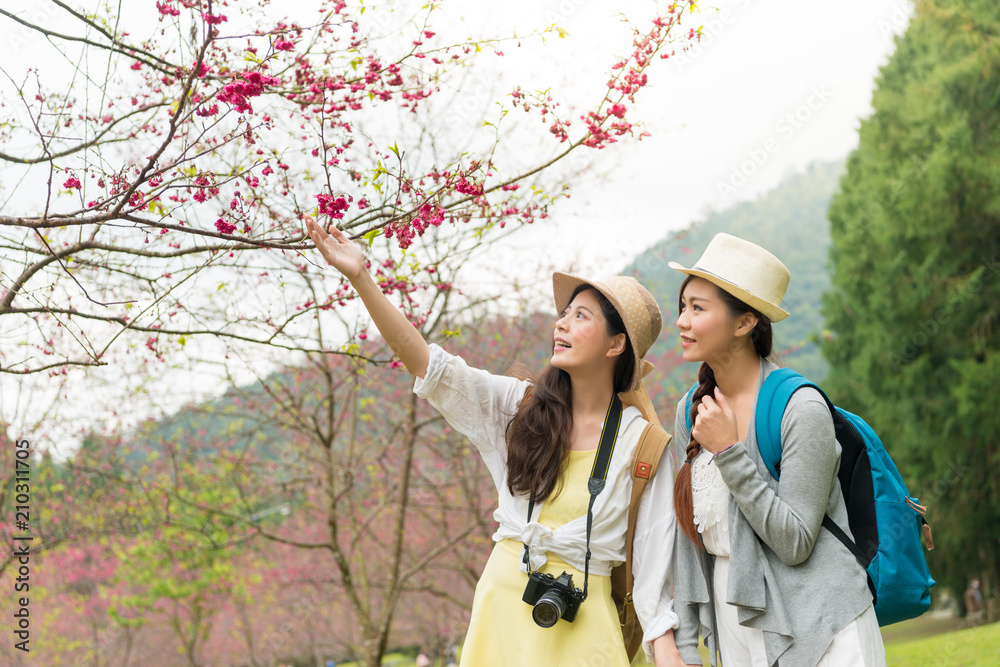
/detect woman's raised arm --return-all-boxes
[306,216,430,378]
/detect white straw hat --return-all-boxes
[668,233,791,322]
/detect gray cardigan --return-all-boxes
[673,359,873,666]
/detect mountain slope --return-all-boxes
[625,160,844,397]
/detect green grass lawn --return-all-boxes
[628,614,998,666]
[337,652,414,666]
[885,617,999,667]
[339,617,999,665]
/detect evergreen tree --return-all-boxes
[824,0,1000,611]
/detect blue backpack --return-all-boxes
[684,368,936,626]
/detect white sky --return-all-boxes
[0,0,914,449]
[468,0,913,297]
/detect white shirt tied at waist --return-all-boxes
[413,344,678,630]
[513,505,630,576]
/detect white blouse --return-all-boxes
[413,345,679,639]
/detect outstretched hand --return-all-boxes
[305,215,367,282]
[691,387,740,454]
[303,215,431,377]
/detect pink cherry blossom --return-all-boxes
[156,0,180,17]
[215,219,237,234]
[316,194,350,219]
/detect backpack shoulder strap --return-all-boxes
[683,382,698,433]
[754,368,828,479]
[624,422,673,591]
[755,371,875,575]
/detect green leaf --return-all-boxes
[363,229,381,247]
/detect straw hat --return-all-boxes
[552,273,662,392]
[668,233,790,322]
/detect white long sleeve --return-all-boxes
[632,438,680,663]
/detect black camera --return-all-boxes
[522,570,585,627]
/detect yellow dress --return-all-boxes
[459,448,630,666]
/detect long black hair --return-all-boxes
[505,285,636,504]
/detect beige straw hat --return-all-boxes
[668,233,791,322]
[551,273,662,393]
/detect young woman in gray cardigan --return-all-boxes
[663,234,886,667]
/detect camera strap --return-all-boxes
[521,395,623,600]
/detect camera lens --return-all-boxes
[532,588,568,628]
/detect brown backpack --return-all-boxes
[610,420,673,662]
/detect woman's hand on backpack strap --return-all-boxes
[305,215,367,282]
[691,387,739,455]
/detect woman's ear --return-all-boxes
[606,332,627,358]
[734,312,759,338]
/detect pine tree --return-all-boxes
[824,0,1000,612]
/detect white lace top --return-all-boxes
[691,447,732,556]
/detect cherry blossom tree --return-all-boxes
[20,303,551,666]
[0,0,700,378]
[159,292,548,666]
[1,1,703,664]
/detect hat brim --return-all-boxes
[668,261,790,322]
[552,272,645,391]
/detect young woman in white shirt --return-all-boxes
[664,233,886,667]
[305,217,685,666]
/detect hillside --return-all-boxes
[625,159,844,400]
[123,161,847,458]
